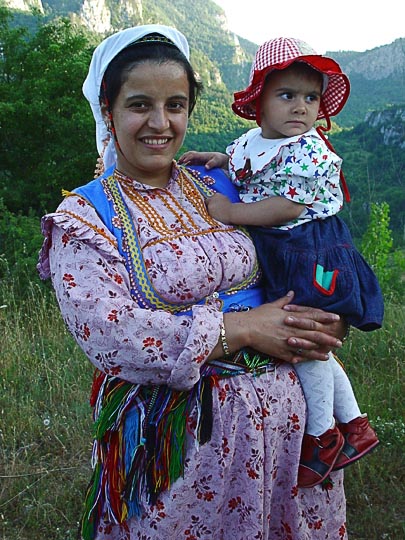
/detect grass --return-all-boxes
[0,276,404,540]
[338,309,405,540]
[0,277,93,540]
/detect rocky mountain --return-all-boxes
[3,0,43,12]
[5,0,405,126]
[365,107,405,149]
[3,0,405,240]
[333,39,405,79]
[331,40,405,126]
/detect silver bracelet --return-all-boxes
[219,321,231,357]
[342,324,351,343]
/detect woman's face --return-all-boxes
[106,60,190,186]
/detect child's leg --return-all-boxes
[295,356,345,487]
[329,355,361,423]
[329,355,379,470]
[294,359,334,436]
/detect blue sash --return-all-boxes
[72,165,264,314]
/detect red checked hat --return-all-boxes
[232,37,350,123]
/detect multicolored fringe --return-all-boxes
[80,352,274,540]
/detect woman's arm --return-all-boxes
[45,200,343,391]
[48,222,221,390]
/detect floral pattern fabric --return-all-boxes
[96,371,347,540]
[38,164,347,539]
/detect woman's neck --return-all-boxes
[114,163,174,188]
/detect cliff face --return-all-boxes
[78,0,111,34]
[3,0,43,12]
[79,0,143,34]
[3,0,250,96]
[335,39,405,80]
[4,0,142,30]
[365,107,405,148]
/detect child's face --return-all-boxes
[259,63,322,139]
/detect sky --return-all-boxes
[214,0,405,53]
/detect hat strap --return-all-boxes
[316,108,351,203]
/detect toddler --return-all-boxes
[180,37,383,488]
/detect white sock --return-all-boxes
[330,355,361,423]
[294,359,334,436]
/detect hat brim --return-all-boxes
[232,55,350,121]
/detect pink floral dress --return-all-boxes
[38,164,347,540]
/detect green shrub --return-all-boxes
[0,198,45,294]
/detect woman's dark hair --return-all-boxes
[100,36,203,116]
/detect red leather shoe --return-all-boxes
[298,425,345,488]
[333,414,379,470]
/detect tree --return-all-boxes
[361,202,393,292]
[0,9,97,215]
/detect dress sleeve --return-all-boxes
[40,202,222,391]
[274,138,341,205]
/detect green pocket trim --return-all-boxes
[313,263,339,296]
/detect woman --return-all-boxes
[38,25,348,540]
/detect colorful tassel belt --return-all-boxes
[209,348,277,374]
[80,350,276,540]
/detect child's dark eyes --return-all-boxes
[278,92,320,103]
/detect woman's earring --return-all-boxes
[93,134,110,178]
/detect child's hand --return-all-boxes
[207,193,233,224]
[178,151,229,170]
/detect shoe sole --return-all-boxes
[333,440,380,471]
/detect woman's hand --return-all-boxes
[282,302,345,362]
[178,151,229,170]
[219,292,343,364]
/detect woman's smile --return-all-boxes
[141,137,171,146]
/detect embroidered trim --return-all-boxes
[177,169,221,228]
[119,169,238,248]
[180,167,263,295]
[56,209,118,248]
[104,175,167,311]
[118,168,226,234]
[144,227,236,249]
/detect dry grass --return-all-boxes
[0,279,93,540]
[1,278,404,539]
[339,308,405,539]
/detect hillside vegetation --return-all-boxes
[1,2,404,243]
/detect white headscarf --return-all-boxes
[82,25,190,171]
